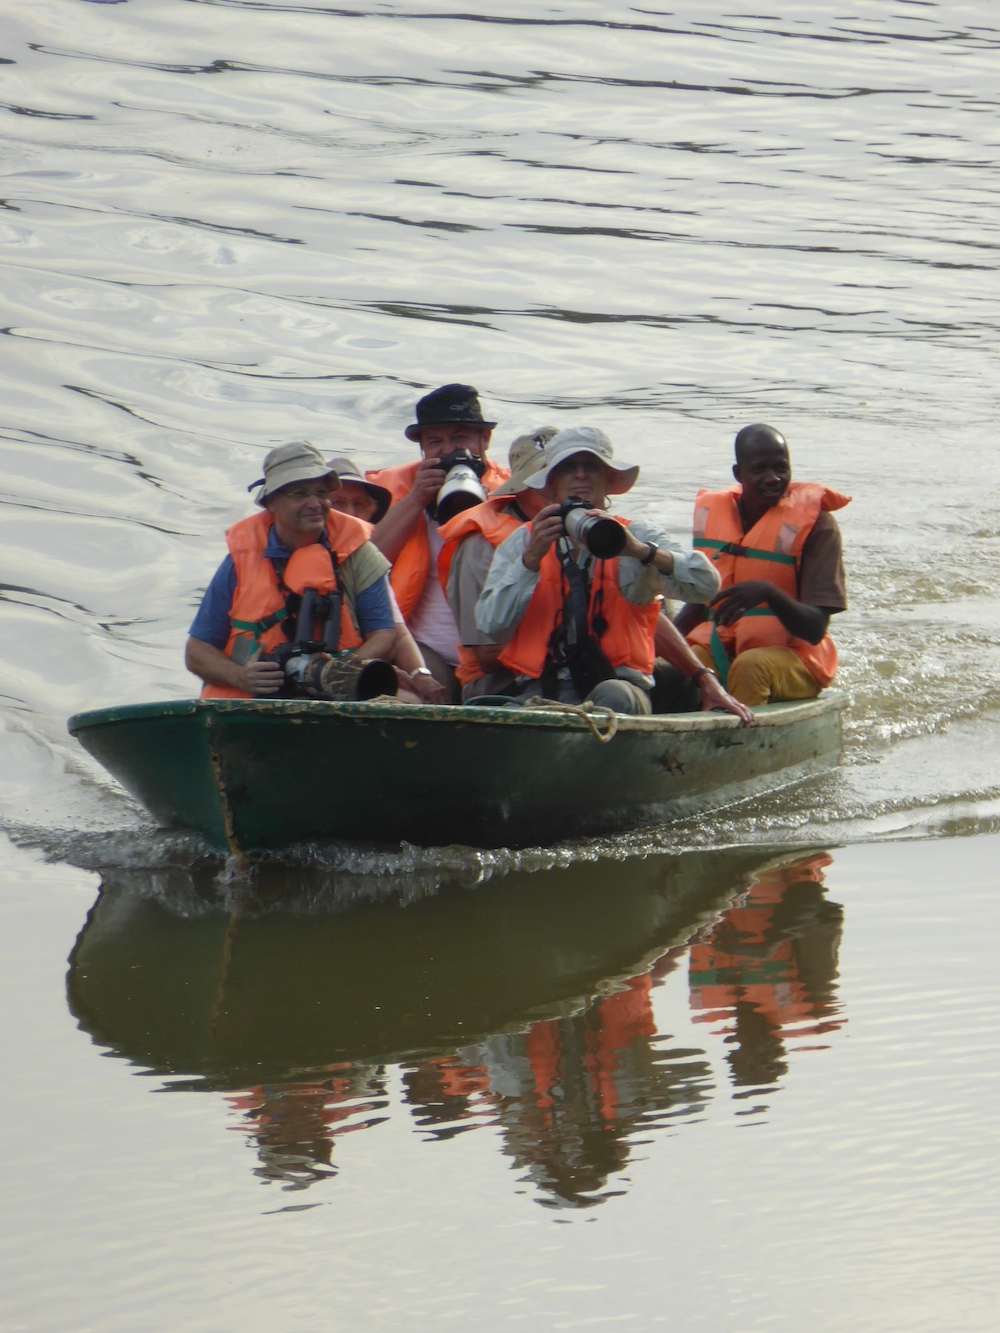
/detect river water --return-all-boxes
[1,2,998,1328]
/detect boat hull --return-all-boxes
[68,694,844,853]
[68,693,848,847]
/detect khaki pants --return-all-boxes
[690,645,822,707]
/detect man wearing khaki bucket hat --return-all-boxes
[476,427,721,715]
[185,442,399,699]
[436,426,559,700]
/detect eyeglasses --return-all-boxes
[277,484,335,500]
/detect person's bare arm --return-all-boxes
[369,459,446,561]
[654,614,753,726]
[184,637,283,696]
[711,581,830,644]
[672,602,709,636]
[352,628,398,663]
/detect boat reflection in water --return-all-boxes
[67,846,844,1208]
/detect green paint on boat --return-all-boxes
[67,694,845,854]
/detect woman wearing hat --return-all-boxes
[326,455,448,705]
[185,442,398,698]
[475,427,721,715]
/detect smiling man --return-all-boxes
[674,423,850,707]
[365,384,510,699]
[184,441,397,698]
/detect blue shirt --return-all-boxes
[188,526,395,649]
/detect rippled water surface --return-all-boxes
[1,1,999,1327]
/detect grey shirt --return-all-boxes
[475,517,721,688]
[446,532,513,647]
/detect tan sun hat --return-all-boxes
[523,426,639,496]
[490,426,560,497]
[250,441,341,506]
[325,455,392,523]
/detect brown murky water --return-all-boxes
[0,1,999,1327]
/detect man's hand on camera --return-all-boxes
[522,504,564,572]
[407,456,448,509]
[242,650,284,696]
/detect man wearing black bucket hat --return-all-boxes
[366,384,510,699]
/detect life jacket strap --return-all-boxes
[695,536,796,566]
[231,606,288,649]
[707,607,773,687]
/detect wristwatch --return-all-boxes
[412,667,434,678]
[640,541,659,566]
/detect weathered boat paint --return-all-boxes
[67,693,845,853]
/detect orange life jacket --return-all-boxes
[201,509,370,699]
[365,457,511,620]
[686,482,850,688]
[499,519,659,681]
[436,496,524,686]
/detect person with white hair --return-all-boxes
[475,427,720,715]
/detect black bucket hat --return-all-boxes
[405,383,497,443]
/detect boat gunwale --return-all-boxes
[68,690,846,736]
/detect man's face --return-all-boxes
[547,452,613,508]
[734,441,791,511]
[265,478,334,541]
[328,481,378,523]
[418,423,491,461]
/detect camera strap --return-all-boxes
[541,545,616,698]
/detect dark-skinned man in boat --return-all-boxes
[668,423,849,708]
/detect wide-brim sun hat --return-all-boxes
[325,456,392,523]
[523,426,640,496]
[251,441,341,506]
[405,382,497,443]
[490,425,560,497]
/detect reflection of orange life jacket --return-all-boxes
[686,483,850,688]
[436,497,524,686]
[688,853,836,1032]
[499,519,658,679]
[525,976,654,1123]
[201,509,370,699]
[365,458,511,620]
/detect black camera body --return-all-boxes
[558,497,626,559]
[432,449,489,522]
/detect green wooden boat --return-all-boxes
[67,693,845,855]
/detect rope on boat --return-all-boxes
[361,693,619,742]
[522,698,620,743]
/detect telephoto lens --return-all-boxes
[560,499,627,558]
[280,649,398,700]
[434,449,488,522]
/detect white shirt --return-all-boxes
[406,516,460,665]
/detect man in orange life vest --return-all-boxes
[365,384,510,700]
[436,425,558,700]
[184,442,398,697]
[476,427,721,715]
[673,423,849,708]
